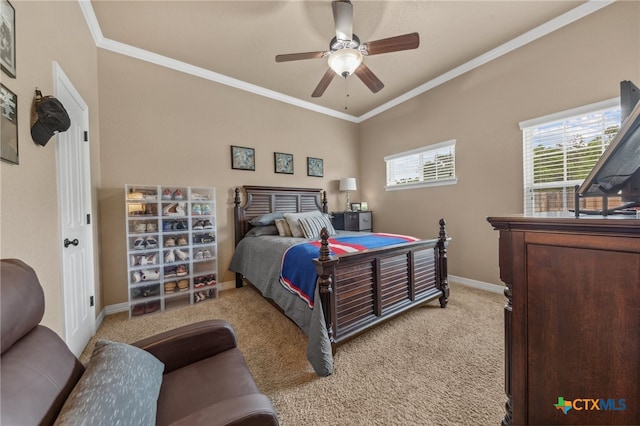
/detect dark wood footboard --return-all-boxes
[233,185,450,354]
[313,219,450,352]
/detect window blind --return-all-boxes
[521,100,621,214]
[385,140,457,191]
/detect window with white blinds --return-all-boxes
[521,99,621,215]
[385,140,457,191]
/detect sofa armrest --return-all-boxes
[167,394,279,426]
[132,320,237,373]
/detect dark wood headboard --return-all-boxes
[233,186,328,246]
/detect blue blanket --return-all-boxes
[279,233,419,307]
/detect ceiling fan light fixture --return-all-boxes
[328,48,362,77]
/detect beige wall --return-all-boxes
[359,1,640,286]
[97,49,359,306]
[0,1,101,334]
[2,1,638,321]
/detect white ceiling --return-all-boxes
[84,1,612,122]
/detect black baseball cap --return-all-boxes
[30,90,71,146]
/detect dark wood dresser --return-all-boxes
[487,215,639,426]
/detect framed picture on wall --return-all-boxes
[1,83,18,164]
[274,152,293,174]
[231,145,255,171]
[351,203,361,211]
[307,157,323,177]
[1,0,16,78]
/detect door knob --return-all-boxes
[64,238,79,248]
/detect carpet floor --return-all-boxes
[81,282,506,425]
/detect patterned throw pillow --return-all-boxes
[54,340,164,426]
[283,211,323,238]
[298,215,337,239]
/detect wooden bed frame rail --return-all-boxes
[314,220,449,351]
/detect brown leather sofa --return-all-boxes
[1,259,279,426]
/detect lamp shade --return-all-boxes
[328,49,363,77]
[339,177,357,192]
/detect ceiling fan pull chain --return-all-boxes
[344,77,350,110]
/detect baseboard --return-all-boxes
[449,275,504,295]
[102,280,237,315]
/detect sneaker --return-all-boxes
[163,203,178,216]
[164,249,175,263]
[176,265,188,277]
[195,250,204,260]
[194,276,206,288]
[164,237,176,247]
[164,281,177,294]
[146,222,157,232]
[192,204,202,215]
[206,274,216,286]
[175,249,189,261]
[141,253,158,265]
[203,249,212,259]
[176,220,187,230]
[192,193,208,201]
[203,220,213,229]
[130,255,139,266]
[133,237,146,250]
[134,222,147,233]
[145,236,158,249]
[162,189,173,200]
[175,202,186,216]
[164,267,177,278]
[163,221,174,232]
[141,269,159,281]
[177,279,189,291]
[201,233,215,244]
[201,204,212,215]
[173,189,184,200]
[176,236,188,246]
[193,220,204,230]
[132,271,142,283]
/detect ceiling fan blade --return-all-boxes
[363,32,420,56]
[332,0,353,42]
[311,69,337,98]
[354,63,384,93]
[275,51,326,62]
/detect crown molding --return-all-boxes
[78,0,614,124]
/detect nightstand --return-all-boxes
[331,211,372,232]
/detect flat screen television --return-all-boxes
[577,80,640,212]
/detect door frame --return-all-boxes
[54,62,96,352]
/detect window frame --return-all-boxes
[384,139,457,191]
[520,98,621,215]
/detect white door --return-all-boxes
[54,62,95,357]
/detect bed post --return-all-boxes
[321,190,328,213]
[233,188,244,288]
[313,228,338,351]
[437,218,450,308]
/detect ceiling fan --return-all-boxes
[275,0,420,98]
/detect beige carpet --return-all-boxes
[81,282,506,425]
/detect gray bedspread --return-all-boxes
[228,235,334,376]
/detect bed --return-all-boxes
[229,185,450,376]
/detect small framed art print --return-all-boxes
[1,0,16,78]
[1,83,18,164]
[274,152,293,174]
[231,145,255,171]
[307,157,323,177]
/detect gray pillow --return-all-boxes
[248,212,284,226]
[245,225,279,237]
[54,340,164,426]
